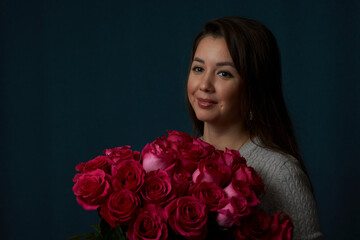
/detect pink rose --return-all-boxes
[267,211,293,239]
[192,158,232,187]
[223,179,260,207]
[233,209,272,240]
[166,130,193,145]
[223,148,246,172]
[194,138,216,150]
[127,204,168,240]
[166,196,208,240]
[210,149,226,162]
[100,189,141,228]
[75,155,112,174]
[103,145,140,164]
[72,169,112,210]
[111,160,145,193]
[234,165,264,195]
[190,181,226,211]
[141,169,175,206]
[171,168,192,196]
[141,135,176,172]
[216,196,252,227]
[177,138,215,173]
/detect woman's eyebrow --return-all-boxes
[193,57,234,67]
[216,61,234,67]
[193,57,205,63]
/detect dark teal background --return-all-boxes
[1,0,359,239]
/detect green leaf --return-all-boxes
[101,227,127,240]
[98,218,127,240]
[99,217,112,234]
[95,234,104,240]
[91,224,101,233]
[115,227,128,240]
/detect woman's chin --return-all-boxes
[195,114,216,124]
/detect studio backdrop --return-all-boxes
[1,0,359,239]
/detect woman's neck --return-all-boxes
[202,123,250,151]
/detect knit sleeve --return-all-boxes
[261,159,323,240]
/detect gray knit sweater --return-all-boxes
[239,138,322,239]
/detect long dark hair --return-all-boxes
[187,16,309,176]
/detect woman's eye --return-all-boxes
[192,66,203,72]
[218,71,233,78]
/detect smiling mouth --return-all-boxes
[197,98,217,108]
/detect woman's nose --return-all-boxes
[199,72,214,92]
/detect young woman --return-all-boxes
[187,17,322,239]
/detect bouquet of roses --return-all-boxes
[71,130,293,240]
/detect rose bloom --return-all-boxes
[75,155,112,174]
[166,130,193,146]
[192,158,232,187]
[210,149,226,163]
[190,181,226,211]
[166,196,208,240]
[127,204,168,240]
[100,189,141,228]
[267,211,293,239]
[72,169,112,210]
[111,159,145,193]
[223,179,260,207]
[103,145,140,164]
[222,148,246,172]
[232,209,272,240]
[141,169,175,206]
[234,165,264,195]
[216,196,252,228]
[177,138,215,173]
[171,168,192,196]
[141,135,176,173]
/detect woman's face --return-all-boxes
[187,36,243,127]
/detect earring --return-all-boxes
[249,111,253,121]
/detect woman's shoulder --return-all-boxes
[239,138,302,178]
[240,139,322,239]
[239,137,315,202]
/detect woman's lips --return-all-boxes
[197,98,217,109]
